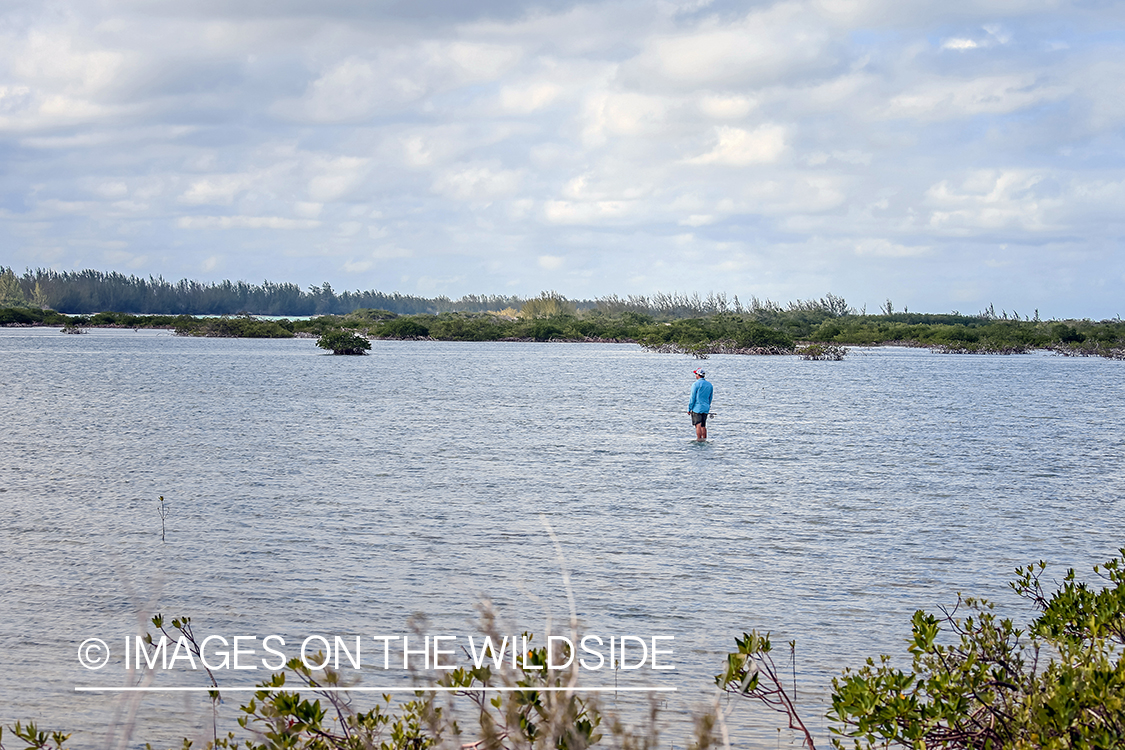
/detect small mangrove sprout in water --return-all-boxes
[158,496,167,542]
[715,630,816,749]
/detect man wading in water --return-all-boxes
[688,369,713,441]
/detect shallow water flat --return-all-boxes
[1,328,1122,748]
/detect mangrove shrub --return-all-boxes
[316,330,372,355]
[716,550,1125,749]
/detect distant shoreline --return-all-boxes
[2,306,1122,359]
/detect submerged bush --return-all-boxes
[796,343,847,360]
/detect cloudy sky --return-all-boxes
[1,0,1122,317]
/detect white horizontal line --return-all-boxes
[75,686,675,693]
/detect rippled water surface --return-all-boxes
[1,328,1123,748]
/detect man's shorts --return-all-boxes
[690,411,708,426]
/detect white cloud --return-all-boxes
[1077,60,1125,129]
[371,245,414,259]
[942,38,979,50]
[432,165,522,201]
[180,174,256,205]
[853,239,930,257]
[924,170,1125,235]
[680,214,715,226]
[111,200,148,212]
[581,91,671,145]
[177,216,322,230]
[103,249,147,268]
[629,3,834,88]
[307,157,369,202]
[278,41,522,122]
[543,200,635,224]
[804,150,872,166]
[983,24,1012,44]
[94,181,128,198]
[498,82,561,114]
[698,94,756,120]
[0,28,128,132]
[38,199,97,213]
[925,170,1056,232]
[9,31,124,93]
[885,75,1069,120]
[343,259,373,273]
[444,41,522,79]
[294,202,323,218]
[0,85,33,115]
[687,125,788,166]
[295,57,402,121]
[941,24,1011,51]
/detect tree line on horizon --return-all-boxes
[0,265,1099,323]
[0,266,526,316]
[1,265,850,319]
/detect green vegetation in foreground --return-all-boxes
[5,551,1123,750]
[718,550,1125,748]
[2,291,1123,358]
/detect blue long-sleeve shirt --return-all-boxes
[689,378,713,413]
